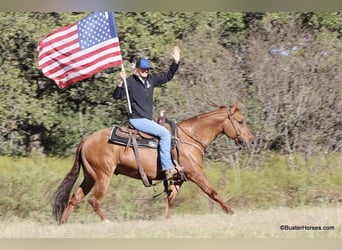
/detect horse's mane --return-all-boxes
[177,100,240,124]
[179,101,227,122]
[205,100,226,109]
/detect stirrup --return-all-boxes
[173,163,188,182]
[165,168,178,180]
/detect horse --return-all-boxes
[52,102,255,224]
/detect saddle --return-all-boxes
[109,118,177,149]
[108,114,181,187]
[109,126,159,149]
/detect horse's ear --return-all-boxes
[234,99,240,109]
[229,100,240,112]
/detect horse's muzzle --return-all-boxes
[237,135,255,150]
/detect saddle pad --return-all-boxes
[108,127,158,149]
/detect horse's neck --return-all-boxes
[178,109,226,147]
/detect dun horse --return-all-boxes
[52,102,255,224]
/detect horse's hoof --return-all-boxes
[226,208,234,215]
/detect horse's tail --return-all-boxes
[52,139,85,222]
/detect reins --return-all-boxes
[176,105,242,155]
[176,125,207,155]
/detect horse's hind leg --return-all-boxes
[60,174,95,224]
[88,173,112,221]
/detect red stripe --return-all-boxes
[38,24,77,51]
[58,60,122,88]
[38,45,80,70]
[52,50,122,81]
[42,42,121,76]
[38,33,79,63]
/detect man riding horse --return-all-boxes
[112,46,181,181]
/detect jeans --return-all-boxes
[129,118,173,171]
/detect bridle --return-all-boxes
[226,107,242,145]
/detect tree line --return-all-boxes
[0,12,341,158]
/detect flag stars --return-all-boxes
[77,12,115,50]
[37,12,122,88]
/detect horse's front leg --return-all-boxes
[188,170,234,215]
[165,182,183,219]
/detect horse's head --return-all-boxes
[222,102,255,149]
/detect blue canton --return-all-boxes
[78,12,118,50]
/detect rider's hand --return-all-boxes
[171,46,181,64]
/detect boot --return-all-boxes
[164,168,178,180]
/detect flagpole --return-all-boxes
[121,64,132,114]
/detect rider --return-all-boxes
[112,46,181,180]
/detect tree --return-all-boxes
[0,12,340,157]
[237,14,341,154]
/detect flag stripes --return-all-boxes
[38,12,122,89]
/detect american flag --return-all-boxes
[38,12,122,89]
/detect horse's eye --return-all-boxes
[238,120,244,124]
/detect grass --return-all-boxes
[0,152,341,223]
[1,206,341,238]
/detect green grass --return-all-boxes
[0,152,341,223]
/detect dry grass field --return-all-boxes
[1,206,341,238]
